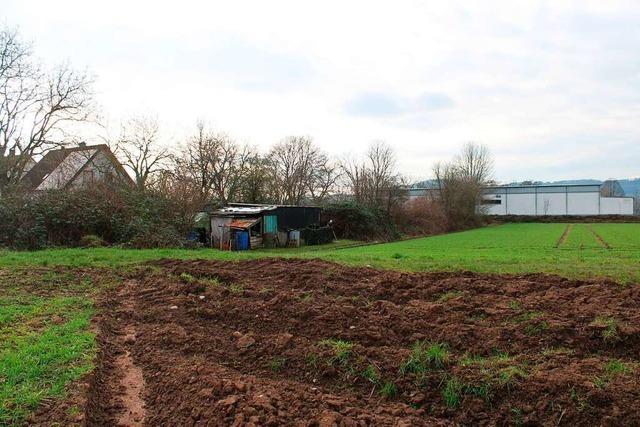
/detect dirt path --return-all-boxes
[84,280,146,426]
[114,325,145,426]
[587,225,611,249]
[113,282,146,426]
[556,223,573,247]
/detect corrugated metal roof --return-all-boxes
[229,218,261,229]
[214,206,277,215]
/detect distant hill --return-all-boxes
[619,179,640,196]
[412,178,640,196]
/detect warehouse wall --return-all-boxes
[482,186,634,216]
[536,193,566,215]
[505,193,536,215]
[567,192,599,215]
[484,200,506,215]
[601,197,634,215]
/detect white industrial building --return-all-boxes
[481,184,634,216]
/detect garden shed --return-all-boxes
[209,203,325,250]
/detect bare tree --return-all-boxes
[340,141,404,211]
[114,115,171,190]
[237,152,276,204]
[177,122,251,203]
[455,142,494,185]
[268,136,331,205]
[0,27,94,193]
[308,160,341,204]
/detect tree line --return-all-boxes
[1,25,496,248]
[112,115,411,209]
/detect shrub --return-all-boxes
[391,196,448,236]
[321,202,400,242]
[78,234,105,248]
[0,186,192,249]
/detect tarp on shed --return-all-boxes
[229,218,261,230]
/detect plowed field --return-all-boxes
[41,258,640,426]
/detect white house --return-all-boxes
[481,184,634,216]
[21,143,133,191]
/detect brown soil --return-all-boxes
[84,280,147,426]
[35,258,640,426]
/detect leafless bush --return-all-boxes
[433,142,494,230]
[392,196,448,236]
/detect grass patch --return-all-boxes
[524,320,550,335]
[228,283,244,294]
[401,341,449,375]
[591,316,619,341]
[178,272,195,283]
[0,269,109,425]
[498,365,528,388]
[437,290,463,303]
[361,364,380,384]
[508,300,521,310]
[268,357,287,372]
[379,381,398,398]
[299,292,313,302]
[515,310,544,322]
[594,359,633,388]
[0,302,95,425]
[201,277,221,286]
[465,382,492,402]
[319,339,353,366]
[604,359,632,375]
[442,377,463,407]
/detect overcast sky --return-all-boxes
[4,0,639,182]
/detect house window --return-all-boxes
[481,199,502,205]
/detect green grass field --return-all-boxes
[0,269,114,425]
[1,222,639,424]
[2,222,638,282]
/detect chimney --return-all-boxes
[78,142,87,148]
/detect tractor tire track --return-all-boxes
[556,224,573,248]
[85,280,146,426]
[587,225,611,249]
